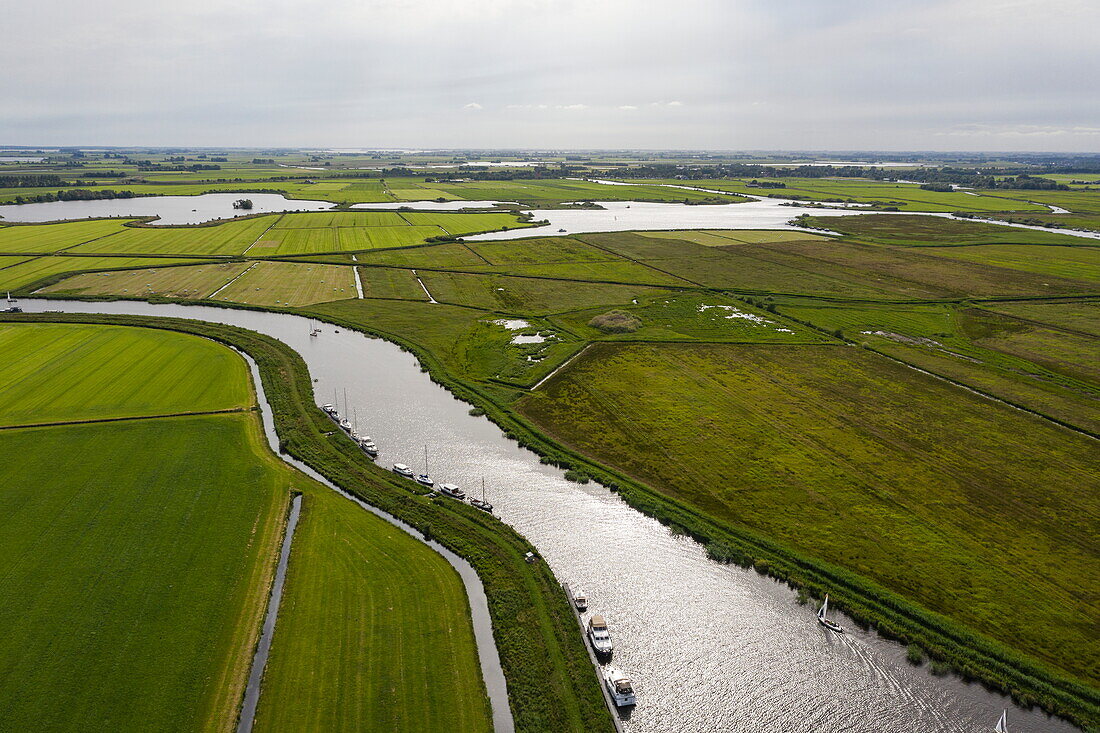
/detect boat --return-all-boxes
[573,594,588,612]
[469,477,494,513]
[817,593,844,633]
[439,483,466,500]
[392,463,414,478]
[558,228,567,232]
[415,445,433,487]
[587,615,613,657]
[603,666,636,707]
[339,418,351,431]
[321,403,337,415]
[995,709,1008,732]
[360,440,379,457]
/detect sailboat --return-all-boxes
[994,710,1008,732]
[817,593,844,633]
[338,388,351,431]
[308,320,319,337]
[415,445,434,487]
[470,477,494,513]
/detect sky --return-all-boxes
[2,0,1098,152]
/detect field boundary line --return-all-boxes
[352,266,364,298]
[0,406,254,431]
[242,215,282,255]
[208,262,259,298]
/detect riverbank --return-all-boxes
[0,309,614,733]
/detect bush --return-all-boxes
[907,644,925,665]
[563,469,590,484]
[588,310,641,334]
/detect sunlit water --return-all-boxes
[17,298,1077,733]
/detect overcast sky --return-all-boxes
[3,0,1097,152]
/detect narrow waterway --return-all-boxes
[19,298,1079,733]
[237,493,302,733]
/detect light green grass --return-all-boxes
[253,490,492,733]
[0,255,210,292]
[0,415,290,732]
[0,219,130,253]
[43,261,250,299]
[0,322,253,425]
[400,211,531,235]
[273,211,407,228]
[919,244,1100,284]
[214,261,356,306]
[69,216,275,256]
[358,267,429,300]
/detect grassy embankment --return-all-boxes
[0,321,497,732]
[1,312,614,733]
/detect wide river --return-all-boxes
[18,298,1076,733]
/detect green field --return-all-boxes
[213,261,357,306]
[43,261,250,299]
[70,216,276,256]
[0,323,252,425]
[358,266,429,300]
[518,342,1100,686]
[418,270,671,314]
[0,255,210,292]
[253,490,492,733]
[0,219,132,253]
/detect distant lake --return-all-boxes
[0,192,333,225]
[0,156,45,163]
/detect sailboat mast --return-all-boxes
[424,445,429,474]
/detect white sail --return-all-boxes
[818,594,829,620]
[994,710,1008,732]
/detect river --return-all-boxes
[16,297,1076,733]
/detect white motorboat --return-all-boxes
[339,418,351,431]
[439,483,466,500]
[573,594,588,612]
[392,463,414,478]
[321,403,337,415]
[587,615,613,657]
[817,594,844,634]
[603,667,636,707]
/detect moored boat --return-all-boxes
[392,463,414,478]
[469,498,493,513]
[603,666,636,707]
[440,483,466,500]
[587,614,613,657]
[573,594,588,612]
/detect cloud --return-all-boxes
[618,105,638,110]
[463,102,483,110]
[936,123,1100,137]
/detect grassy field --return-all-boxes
[253,489,492,733]
[0,255,210,292]
[639,229,830,246]
[774,300,1100,435]
[273,211,407,228]
[918,244,1100,284]
[518,342,1100,687]
[554,291,822,342]
[70,216,276,256]
[358,266,429,300]
[802,213,1091,246]
[213,261,356,306]
[0,322,252,425]
[43,261,250,299]
[0,415,290,732]
[0,219,132,253]
[417,269,671,314]
[982,300,1100,336]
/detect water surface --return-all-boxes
[0,192,333,225]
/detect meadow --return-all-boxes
[212,261,357,306]
[517,342,1100,687]
[253,489,492,733]
[43,261,251,299]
